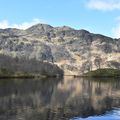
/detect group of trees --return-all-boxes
[0,54,63,77]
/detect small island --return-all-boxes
[84,68,120,78]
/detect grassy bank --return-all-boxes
[84,68,120,78]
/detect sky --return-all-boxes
[0,0,120,38]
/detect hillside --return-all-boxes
[0,24,120,75]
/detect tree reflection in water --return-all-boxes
[0,77,120,120]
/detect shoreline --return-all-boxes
[0,68,120,79]
[0,74,63,79]
[0,75,120,79]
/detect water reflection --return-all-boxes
[0,77,120,120]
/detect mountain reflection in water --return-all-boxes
[0,77,120,120]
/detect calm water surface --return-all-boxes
[0,77,120,120]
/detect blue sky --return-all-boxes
[0,0,120,38]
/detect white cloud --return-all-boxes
[86,0,120,11]
[112,18,120,38]
[113,25,120,38]
[115,16,120,21]
[0,18,46,29]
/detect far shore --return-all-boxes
[0,68,120,79]
[0,74,63,79]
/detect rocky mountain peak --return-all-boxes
[79,29,90,34]
[26,24,54,33]
[55,26,74,31]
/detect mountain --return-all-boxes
[0,24,120,75]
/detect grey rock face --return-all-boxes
[0,24,120,75]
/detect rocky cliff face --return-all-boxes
[0,24,120,75]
